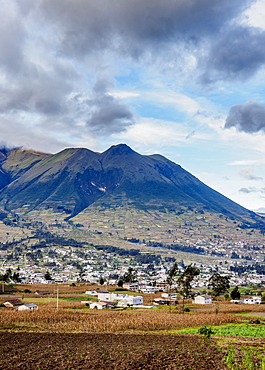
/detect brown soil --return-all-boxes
[0,332,227,370]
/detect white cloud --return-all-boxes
[148,90,201,116]
[243,0,265,30]
[228,159,265,166]
[108,91,140,99]
[118,117,189,147]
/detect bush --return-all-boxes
[198,326,214,339]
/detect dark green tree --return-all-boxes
[99,277,104,285]
[177,265,200,298]
[2,268,12,282]
[208,273,230,296]
[12,271,21,283]
[117,279,123,287]
[230,286,241,300]
[122,267,137,283]
[44,270,52,281]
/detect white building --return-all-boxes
[243,296,261,304]
[161,292,177,300]
[140,286,156,294]
[16,303,38,311]
[89,302,108,309]
[193,295,212,305]
[97,291,143,306]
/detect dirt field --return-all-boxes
[0,332,227,370]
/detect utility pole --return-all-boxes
[56,286,59,309]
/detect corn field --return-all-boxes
[0,306,246,333]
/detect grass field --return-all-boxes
[181,323,265,338]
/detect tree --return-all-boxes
[166,262,179,308]
[12,271,21,283]
[208,273,230,296]
[99,277,104,285]
[44,270,52,281]
[122,267,137,283]
[166,262,178,290]
[117,279,123,287]
[1,268,12,282]
[230,286,241,300]
[177,265,200,299]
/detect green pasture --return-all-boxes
[181,323,265,338]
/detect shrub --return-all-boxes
[198,326,214,339]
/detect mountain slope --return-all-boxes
[0,144,259,224]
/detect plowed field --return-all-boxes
[0,332,227,369]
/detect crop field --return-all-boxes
[0,332,228,370]
[73,204,262,245]
[1,296,265,369]
[0,305,247,333]
[2,203,265,269]
[5,202,264,247]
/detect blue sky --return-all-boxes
[1,0,265,211]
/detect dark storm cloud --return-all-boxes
[225,101,265,133]
[0,5,25,73]
[36,0,265,83]
[1,0,264,149]
[203,26,265,82]
[86,78,134,135]
[38,0,252,59]
[0,60,78,116]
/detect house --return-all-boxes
[3,299,24,308]
[16,303,38,311]
[85,290,97,296]
[123,283,139,291]
[161,292,177,300]
[244,296,261,304]
[107,279,118,285]
[140,286,156,294]
[155,283,169,292]
[89,301,108,309]
[35,291,51,295]
[193,295,212,305]
[97,291,143,306]
[153,298,170,305]
[95,290,109,295]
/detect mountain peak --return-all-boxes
[104,144,135,156]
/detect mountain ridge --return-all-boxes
[0,144,260,226]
